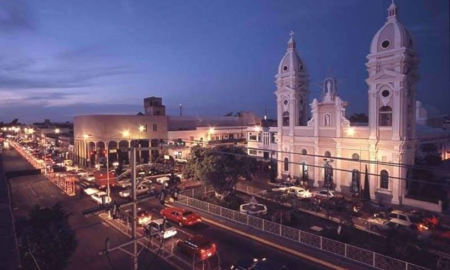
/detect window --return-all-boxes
[381,40,391,49]
[379,106,392,126]
[270,133,276,143]
[351,170,360,193]
[301,149,307,155]
[283,111,290,126]
[283,66,288,71]
[324,151,331,158]
[380,170,389,189]
[301,163,308,181]
[153,124,157,131]
[284,158,289,172]
[249,133,257,141]
[352,153,360,161]
[249,150,257,155]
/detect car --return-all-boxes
[91,191,111,204]
[79,180,96,190]
[160,207,202,227]
[314,190,335,199]
[139,176,153,186]
[387,210,421,226]
[124,208,152,226]
[77,170,88,177]
[119,185,150,198]
[175,158,188,164]
[117,179,131,189]
[85,173,95,182]
[156,176,170,185]
[230,257,289,270]
[83,187,100,196]
[176,235,216,260]
[144,219,177,239]
[284,187,312,199]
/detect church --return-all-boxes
[247,2,449,211]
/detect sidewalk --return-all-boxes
[0,152,20,270]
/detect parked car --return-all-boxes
[117,179,131,188]
[84,173,95,182]
[175,158,188,164]
[314,190,335,199]
[144,219,177,239]
[83,187,99,196]
[79,180,96,190]
[156,176,170,185]
[160,207,202,226]
[230,257,289,270]
[119,185,150,198]
[77,170,88,177]
[387,210,421,226]
[176,235,216,260]
[139,176,153,186]
[284,187,312,199]
[91,191,111,204]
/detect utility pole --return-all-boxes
[82,146,154,270]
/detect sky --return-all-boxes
[0,0,448,123]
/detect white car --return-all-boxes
[119,185,150,198]
[77,170,88,177]
[91,191,111,204]
[285,187,312,198]
[175,158,188,164]
[314,190,335,199]
[83,187,100,196]
[156,176,170,185]
[85,173,95,182]
[139,176,153,186]
[144,219,177,239]
[117,179,131,188]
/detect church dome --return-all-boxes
[277,32,306,75]
[370,2,414,54]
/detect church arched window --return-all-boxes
[352,153,360,161]
[324,151,331,158]
[301,149,307,155]
[283,111,290,127]
[351,169,361,193]
[379,106,392,126]
[284,158,289,171]
[380,170,389,189]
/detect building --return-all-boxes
[73,97,259,167]
[247,2,450,211]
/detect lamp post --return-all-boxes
[138,125,145,164]
[347,127,363,196]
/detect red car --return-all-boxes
[176,235,216,260]
[160,207,202,226]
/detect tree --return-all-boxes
[349,113,368,123]
[184,145,257,199]
[17,203,77,270]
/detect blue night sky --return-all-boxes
[0,0,448,123]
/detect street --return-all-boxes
[3,146,330,270]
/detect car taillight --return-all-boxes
[200,249,205,253]
[182,217,187,220]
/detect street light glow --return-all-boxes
[254,125,261,132]
[346,127,355,137]
[55,128,60,134]
[83,134,90,139]
[139,125,145,132]
[122,130,130,138]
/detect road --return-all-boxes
[2,147,176,270]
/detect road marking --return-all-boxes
[201,216,351,270]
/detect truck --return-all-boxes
[94,171,116,189]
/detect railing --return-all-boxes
[176,193,430,270]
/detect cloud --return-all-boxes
[0,0,34,32]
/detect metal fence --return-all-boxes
[176,193,430,270]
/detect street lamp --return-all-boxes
[55,128,60,134]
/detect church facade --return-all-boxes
[247,2,449,210]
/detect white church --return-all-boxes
[247,2,449,211]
